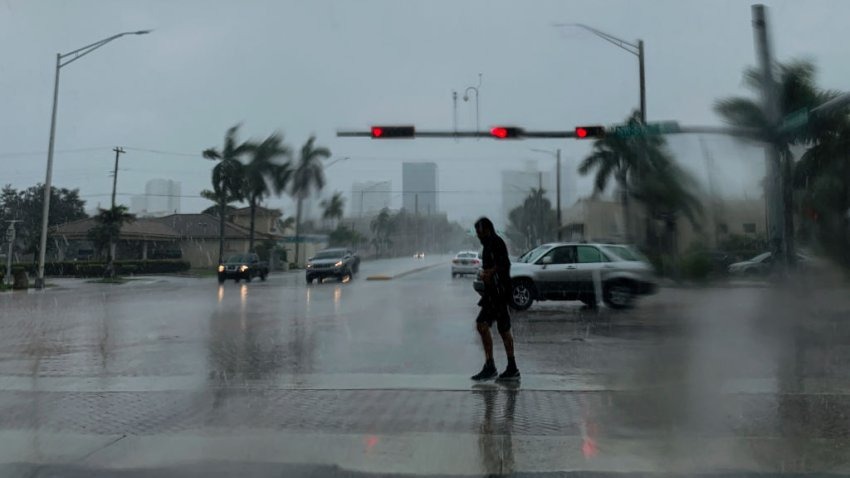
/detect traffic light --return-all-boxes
[575,126,605,139]
[371,126,415,139]
[490,127,524,139]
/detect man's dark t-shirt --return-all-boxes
[480,233,512,306]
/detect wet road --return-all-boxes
[1,258,850,476]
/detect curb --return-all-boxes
[366,261,444,281]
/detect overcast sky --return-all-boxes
[2,0,848,228]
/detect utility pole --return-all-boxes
[452,90,458,139]
[638,40,646,124]
[556,149,562,241]
[111,147,125,209]
[752,4,786,269]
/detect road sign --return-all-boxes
[611,121,681,138]
[778,108,809,134]
[5,225,13,242]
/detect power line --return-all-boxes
[0,147,110,158]
[122,147,200,157]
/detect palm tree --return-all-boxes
[714,60,837,261]
[290,136,330,264]
[320,191,346,230]
[88,205,135,279]
[370,208,393,258]
[243,133,292,252]
[578,110,683,246]
[203,125,249,264]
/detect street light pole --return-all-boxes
[554,23,646,124]
[34,30,151,289]
[463,73,482,138]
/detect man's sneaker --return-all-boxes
[471,362,498,381]
[496,367,521,381]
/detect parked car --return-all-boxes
[218,253,269,283]
[414,252,426,259]
[474,243,657,310]
[451,251,482,277]
[306,248,360,284]
[728,251,817,276]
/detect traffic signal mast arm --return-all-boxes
[338,123,763,140]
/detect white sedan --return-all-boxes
[451,251,482,277]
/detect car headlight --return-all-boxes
[218,265,225,272]
[334,261,343,268]
[240,265,249,272]
[306,264,312,268]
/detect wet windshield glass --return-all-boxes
[4,1,850,475]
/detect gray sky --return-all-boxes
[2,0,848,229]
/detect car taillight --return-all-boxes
[473,259,480,264]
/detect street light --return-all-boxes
[553,23,645,124]
[531,148,563,241]
[463,73,482,138]
[35,30,152,289]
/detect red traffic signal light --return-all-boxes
[575,126,605,139]
[490,127,524,139]
[371,126,415,139]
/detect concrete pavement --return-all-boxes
[1,260,850,476]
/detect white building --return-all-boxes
[130,179,181,217]
[351,180,392,217]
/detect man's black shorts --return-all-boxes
[476,300,511,333]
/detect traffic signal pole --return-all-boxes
[752,4,788,269]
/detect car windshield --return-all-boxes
[750,252,772,262]
[7,1,850,475]
[601,245,642,261]
[516,245,551,264]
[226,254,250,263]
[313,251,345,260]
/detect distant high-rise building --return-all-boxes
[502,160,542,223]
[131,179,181,217]
[351,180,392,217]
[402,162,438,215]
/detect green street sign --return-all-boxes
[611,121,681,138]
[779,108,809,134]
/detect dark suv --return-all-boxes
[305,248,360,284]
[218,253,269,283]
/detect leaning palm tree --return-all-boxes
[243,133,292,251]
[320,191,346,230]
[290,136,330,263]
[203,125,249,264]
[714,60,836,260]
[578,110,673,244]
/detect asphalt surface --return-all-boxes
[1,257,850,477]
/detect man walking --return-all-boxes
[471,217,520,381]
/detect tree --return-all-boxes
[290,136,330,263]
[714,60,840,263]
[243,133,292,252]
[369,208,393,258]
[203,125,249,264]
[0,184,87,259]
[506,188,557,251]
[88,205,135,278]
[320,191,346,230]
[578,110,702,252]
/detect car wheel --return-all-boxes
[306,276,313,285]
[510,279,535,311]
[260,272,267,281]
[217,275,225,284]
[603,281,634,309]
[234,278,240,283]
[245,275,252,283]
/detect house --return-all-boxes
[50,217,181,261]
[561,195,766,254]
[155,213,279,268]
[228,206,286,236]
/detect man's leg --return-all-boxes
[477,321,494,361]
[496,308,520,380]
[472,309,498,381]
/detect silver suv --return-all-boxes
[473,243,657,310]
